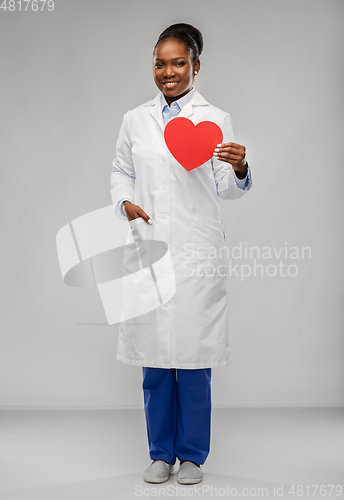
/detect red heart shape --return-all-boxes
[164,117,223,171]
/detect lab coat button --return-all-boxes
[161,185,168,192]
[161,157,166,162]
[161,214,167,220]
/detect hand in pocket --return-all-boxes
[123,201,153,224]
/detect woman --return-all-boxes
[110,23,252,485]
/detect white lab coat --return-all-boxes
[111,90,251,369]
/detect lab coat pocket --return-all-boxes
[120,216,158,322]
[192,214,227,276]
[128,216,146,228]
[128,217,150,269]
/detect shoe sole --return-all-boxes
[178,477,203,484]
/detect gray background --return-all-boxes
[1,0,343,409]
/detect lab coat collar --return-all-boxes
[143,90,209,132]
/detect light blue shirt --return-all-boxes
[119,88,251,216]
[161,87,197,127]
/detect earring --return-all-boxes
[194,71,197,75]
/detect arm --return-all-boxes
[211,112,252,199]
[233,162,252,191]
[110,111,136,221]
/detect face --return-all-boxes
[153,38,200,105]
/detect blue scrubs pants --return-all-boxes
[142,367,212,466]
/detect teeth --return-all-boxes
[164,82,178,87]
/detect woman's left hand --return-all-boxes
[213,142,247,179]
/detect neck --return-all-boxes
[164,87,193,107]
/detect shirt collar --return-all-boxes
[160,87,196,112]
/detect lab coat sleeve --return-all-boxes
[110,111,136,221]
[117,197,134,218]
[212,112,252,200]
[233,163,252,190]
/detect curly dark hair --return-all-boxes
[153,23,203,64]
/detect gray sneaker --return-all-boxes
[177,461,203,484]
[143,460,174,483]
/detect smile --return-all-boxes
[163,81,180,88]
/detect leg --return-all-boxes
[174,368,212,466]
[142,367,178,465]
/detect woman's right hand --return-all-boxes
[123,201,153,224]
